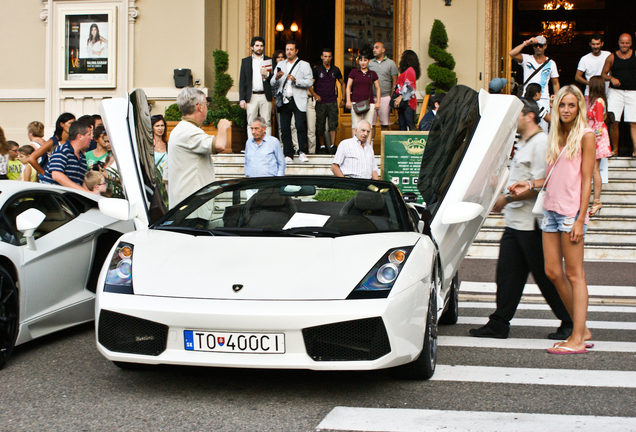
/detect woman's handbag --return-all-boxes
[353,100,371,115]
[532,146,565,214]
[352,86,373,115]
[391,82,414,111]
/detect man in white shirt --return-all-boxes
[575,34,611,98]
[331,120,379,180]
[168,87,230,210]
[510,35,560,131]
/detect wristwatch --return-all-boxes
[505,194,513,203]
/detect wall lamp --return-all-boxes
[445,0,451,5]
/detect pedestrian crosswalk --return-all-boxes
[314,284,636,432]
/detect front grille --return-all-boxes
[302,317,391,361]
[98,310,168,356]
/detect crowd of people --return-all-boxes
[238,38,429,165]
[470,32,635,355]
[0,113,116,197]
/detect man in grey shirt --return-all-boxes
[469,98,572,340]
[368,42,398,141]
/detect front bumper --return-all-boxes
[95,280,429,371]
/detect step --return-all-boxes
[483,215,636,231]
[467,242,636,261]
[606,157,636,168]
[602,179,636,190]
[609,168,636,180]
[477,226,636,242]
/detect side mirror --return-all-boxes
[16,208,46,251]
[441,202,484,225]
[99,198,136,221]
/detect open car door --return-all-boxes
[100,89,166,229]
[418,86,522,293]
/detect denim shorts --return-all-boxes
[541,210,587,235]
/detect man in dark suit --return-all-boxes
[239,37,274,139]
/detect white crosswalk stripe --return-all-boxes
[460,301,636,313]
[438,336,636,352]
[457,316,636,330]
[460,281,636,298]
[316,285,636,432]
[316,407,636,432]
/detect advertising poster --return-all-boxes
[380,132,428,203]
[64,13,112,84]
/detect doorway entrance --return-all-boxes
[509,0,636,154]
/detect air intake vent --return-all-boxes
[98,310,168,356]
[302,317,391,361]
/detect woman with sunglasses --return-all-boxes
[509,85,595,355]
[510,35,560,130]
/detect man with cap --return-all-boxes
[489,78,507,94]
[469,98,572,340]
[510,35,560,130]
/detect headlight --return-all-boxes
[104,242,134,294]
[347,246,413,299]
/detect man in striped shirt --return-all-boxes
[331,120,379,179]
[42,121,90,191]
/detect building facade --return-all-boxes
[1,0,631,143]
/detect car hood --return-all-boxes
[125,229,421,300]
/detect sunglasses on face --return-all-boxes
[532,44,545,48]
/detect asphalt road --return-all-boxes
[2,258,635,432]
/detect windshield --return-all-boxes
[153,177,414,237]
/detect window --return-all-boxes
[4,193,78,244]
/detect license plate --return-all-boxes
[184,330,285,353]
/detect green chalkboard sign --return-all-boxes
[380,132,428,203]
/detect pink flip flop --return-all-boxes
[547,346,589,355]
[553,342,594,349]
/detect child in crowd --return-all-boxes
[84,170,110,196]
[17,146,38,182]
[587,76,612,216]
[7,141,22,180]
[524,83,551,124]
[27,121,46,150]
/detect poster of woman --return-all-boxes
[80,22,108,58]
[61,8,116,88]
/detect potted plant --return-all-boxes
[426,19,457,95]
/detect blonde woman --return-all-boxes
[510,85,595,355]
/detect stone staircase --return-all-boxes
[212,154,636,262]
[469,157,636,261]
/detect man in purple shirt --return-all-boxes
[313,48,344,154]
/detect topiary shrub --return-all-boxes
[426,19,457,95]
[208,49,247,128]
[164,103,182,121]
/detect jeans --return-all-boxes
[279,98,307,158]
[398,105,415,131]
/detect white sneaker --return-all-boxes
[298,152,309,163]
[285,156,293,164]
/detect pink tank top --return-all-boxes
[543,128,593,223]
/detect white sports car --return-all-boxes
[0,181,134,369]
[95,86,521,379]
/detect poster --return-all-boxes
[60,7,116,88]
[380,132,428,203]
